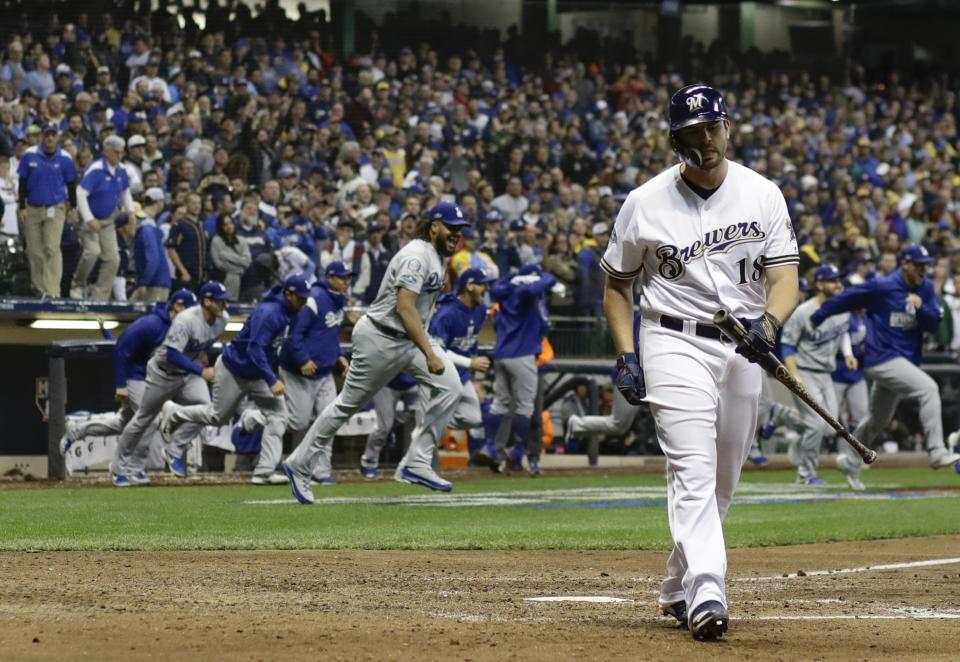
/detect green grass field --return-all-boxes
[2,467,959,552]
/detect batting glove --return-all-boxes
[735,312,781,364]
[615,353,646,405]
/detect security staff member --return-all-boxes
[73,134,134,300]
[17,122,78,297]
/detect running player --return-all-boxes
[810,243,960,485]
[780,264,851,486]
[281,201,470,504]
[600,83,799,640]
[111,281,231,485]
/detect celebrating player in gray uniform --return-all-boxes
[601,84,799,641]
[780,264,851,486]
[111,281,231,485]
[282,201,471,504]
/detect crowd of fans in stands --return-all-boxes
[2,1,960,347]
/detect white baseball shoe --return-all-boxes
[395,465,453,492]
[948,431,960,454]
[158,401,180,441]
[836,454,865,491]
[281,462,315,505]
[251,473,288,485]
[928,447,960,469]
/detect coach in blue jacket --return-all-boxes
[488,263,555,475]
[60,289,197,469]
[162,274,310,484]
[811,243,960,474]
[132,187,171,302]
[275,261,351,484]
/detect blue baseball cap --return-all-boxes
[428,201,471,227]
[283,274,310,298]
[814,264,841,282]
[169,289,197,308]
[457,267,494,290]
[900,243,934,264]
[518,263,543,276]
[325,261,352,278]
[199,280,231,301]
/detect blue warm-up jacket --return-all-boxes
[134,219,172,288]
[222,286,299,386]
[279,280,347,379]
[429,292,487,384]
[491,271,555,359]
[811,269,940,368]
[114,302,172,387]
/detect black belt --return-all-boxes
[369,318,408,339]
[658,313,729,342]
[27,202,63,209]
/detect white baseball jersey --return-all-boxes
[366,238,446,333]
[601,160,799,322]
[152,305,229,374]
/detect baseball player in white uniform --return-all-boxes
[281,201,470,504]
[600,84,799,641]
[111,281,231,485]
[780,264,852,486]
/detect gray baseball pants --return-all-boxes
[285,315,462,477]
[791,369,838,481]
[112,365,208,475]
[844,357,946,471]
[280,367,337,479]
[450,379,483,430]
[169,356,287,478]
[835,378,869,462]
[70,380,159,468]
[490,354,538,455]
[568,386,639,436]
[360,385,419,470]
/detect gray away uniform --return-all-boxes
[780,297,850,481]
[111,307,228,475]
[285,239,463,478]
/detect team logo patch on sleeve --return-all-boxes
[609,226,618,246]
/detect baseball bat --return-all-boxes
[712,309,878,465]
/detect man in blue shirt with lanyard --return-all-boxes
[73,134,135,301]
[17,122,78,298]
[811,243,960,483]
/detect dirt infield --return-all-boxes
[1,536,958,661]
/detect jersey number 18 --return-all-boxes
[736,257,764,285]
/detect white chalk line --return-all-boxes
[734,556,960,581]
[432,608,960,624]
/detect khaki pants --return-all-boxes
[130,286,170,303]
[22,204,66,297]
[73,216,119,301]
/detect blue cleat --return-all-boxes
[359,465,380,480]
[395,466,453,492]
[662,600,688,628]
[313,475,338,486]
[689,600,729,641]
[747,448,768,466]
[797,476,827,486]
[163,448,187,478]
[111,473,132,487]
[508,446,525,472]
[527,457,543,476]
[281,461,315,504]
[130,471,151,486]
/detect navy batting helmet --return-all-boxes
[669,83,728,167]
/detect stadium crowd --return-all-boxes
[2,1,960,346]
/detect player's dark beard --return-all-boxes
[434,232,457,257]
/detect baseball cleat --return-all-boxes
[689,600,729,641]
[928,447,960,469]
[759,403,778,440]
[508,446,525,472]
[662,600,688,628]
[359,465,380,480]
[527,457,543,476]
[313,475,338,486]
[396,466,453,492]
[158,401,180,441]
[747,448,768,466]
[281,462,315,505]
[163,448,187,478]
[836,454,865,491]
[130,471,151,486]
[796,476,827,486]
[111,473,133,487]
[251,473,288,485]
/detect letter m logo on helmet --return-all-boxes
[685,92,707,111]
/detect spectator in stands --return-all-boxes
[18,122,77,298]
[491,176,528,222]
[357,218,392,305]
[573,222,609,316]
[131,187,171,302]
[166,199,206,292]
[235,194,273,302]
[211,213,252,298]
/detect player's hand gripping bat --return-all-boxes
[713,309,878,464]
